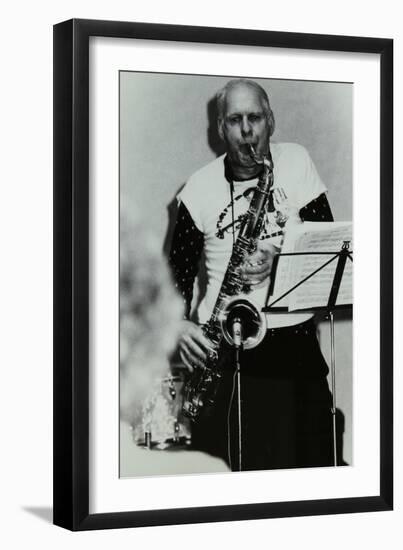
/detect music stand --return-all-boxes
[263,240,353,466]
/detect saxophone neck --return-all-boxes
[262,153,273,173]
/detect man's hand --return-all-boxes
[242,241,279,289]
[178,320,214,372]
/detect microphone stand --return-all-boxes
[232,317,243,472]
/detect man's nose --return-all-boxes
[240,116,252,136]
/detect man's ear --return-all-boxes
[268,110,275,137]
[218,119,225,141]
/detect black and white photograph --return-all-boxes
[0,0,398,543]
[119,72,353,478]
[51,17,392,532]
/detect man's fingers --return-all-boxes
[178,320,214,370]
[180,344,205,369]
[244,261,272,276]
[184,324,214,353]
[273,187,287,204]
[246,247,273,266]
[199,334,215,352]
[242,261,272,286]
[242,243,277,282]
[246,250,264,264]
[182,334,207,362]
[179,349,194,372]
[182,333,206,361]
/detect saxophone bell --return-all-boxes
[220,297,266,350]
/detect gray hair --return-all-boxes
[216,79,275,136]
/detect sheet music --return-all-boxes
[269,222,353,311]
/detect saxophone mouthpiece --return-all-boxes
[248,144,273,171]
[246,144,256,159]
[247,144,264,165]
[248,144,256,157]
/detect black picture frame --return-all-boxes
[53,18,393,531]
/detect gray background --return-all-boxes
[120,71,353,465]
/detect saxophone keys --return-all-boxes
[206,349,218,361]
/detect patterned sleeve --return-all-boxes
[299,192,334,222]
[168,202,204,319]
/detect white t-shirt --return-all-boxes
[179,143,327,329]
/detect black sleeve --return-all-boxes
[168,202,204,319]
[299,192,334,222]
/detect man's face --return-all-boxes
[219,84,271,170]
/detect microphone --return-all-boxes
[232,317,243,349]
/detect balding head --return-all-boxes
[215,79,275,179]
[216,79,275,137]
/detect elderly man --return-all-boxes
[169,79,335,471]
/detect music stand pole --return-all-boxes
[326,240,351,467]
[329,310,338,466]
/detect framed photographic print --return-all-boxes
[53,19,393,530]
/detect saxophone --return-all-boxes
[182,145,274,420]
